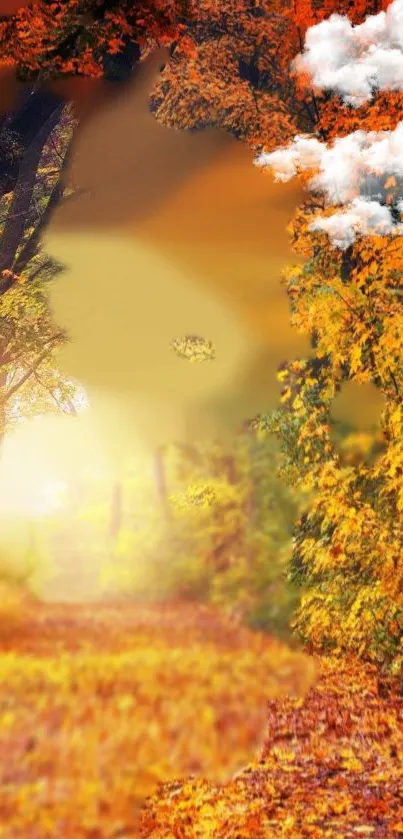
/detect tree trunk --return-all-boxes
[12,177,64,275]
[0,364,7,457]
[210,449,239,571]
[0,101,65,286]
[110,481,122,539]
[0,88,64,197]
[154,445,171,520]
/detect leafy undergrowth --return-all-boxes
[0,597,315,838]
[143,657,403,839]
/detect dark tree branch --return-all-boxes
[388,367,401,402]
[25,257,61,284]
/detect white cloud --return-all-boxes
[255,122,403,203]
[292,0,403,106]
[255,136,324,183]
[255,123,403,247]
[309,197,403,249]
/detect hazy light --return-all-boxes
[0,408,113,519]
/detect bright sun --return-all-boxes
[0,409,113,518]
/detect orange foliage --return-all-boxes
[0,0,181,78]
[248,0,403,674]
[151,0,313,152]
[290,0,391,32]
[317,91,403,141]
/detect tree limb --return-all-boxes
[13,178,64,275]
[3,331,65,403]
[32,368,77,415]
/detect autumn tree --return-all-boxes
[0,1,194,447]
[252,0,403,677]
[0,0,187,288]
[151,0,315,152]
[262,229,403,675]
[0,104,80,448]
[0,1,183,81]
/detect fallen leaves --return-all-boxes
[0,599,315,838]
[143,654,403,838]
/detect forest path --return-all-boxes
[0,598,401,837]
[0,597,313,838]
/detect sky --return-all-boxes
[42,50,314,470]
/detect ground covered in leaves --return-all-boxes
[0,596,402,838]
[144,659,403,839]
[0,596,313,838]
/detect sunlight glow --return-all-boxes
[0,409,112,518]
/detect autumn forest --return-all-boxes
[0,0,403,836]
